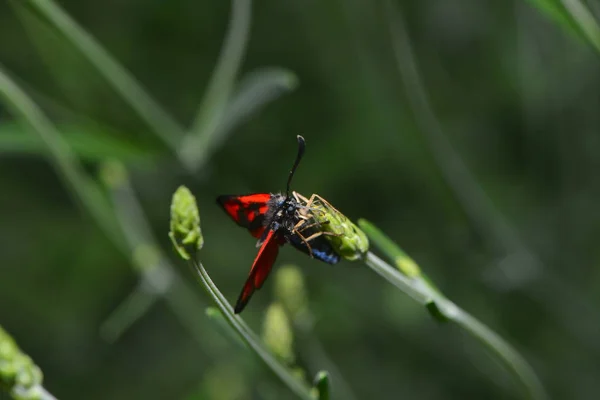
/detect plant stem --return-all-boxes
[182,0,252,170]
[364,251,547,400]
[38,387,58,400]
[188,257,315,400]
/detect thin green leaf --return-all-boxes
[189,258,315,400]
[189,67,299,163]
[0,63,128,254]
[559,0,600,52]
[205,307,247,349]
[0,121,154,162]
[220,68,299,135]
[525,0,600,53]
[526,0,584,35]
[15,0,185,150]
[99,281,159,343]
[180,0,252,171]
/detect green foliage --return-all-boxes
[274,265,309,321]
[180,0,253,171]
[12,0,185,150]
[1,0,600,399]
[524,0,600,52]
[0,122,154,162]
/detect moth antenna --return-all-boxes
[286,135,306,198]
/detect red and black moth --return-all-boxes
[217,136,340,313]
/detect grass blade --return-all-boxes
[188,256,316,400]
[524,0,600,52]
[180,0,252,171]
[0,121,154,162]
[0,63,127,253]
[384,0,600,354]
[16,0,185,149]
[183,68,298,168]
[215,67,298,143]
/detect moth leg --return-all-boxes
[312,194,341,213]
[296,219,331,233]
[293,192,323,216]
[293,229,315,257]
[292,216,311,234]
[293,191,311,204]
[293,192,317,218]
[302,230,342,243]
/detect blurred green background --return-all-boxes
[1,0,600,399]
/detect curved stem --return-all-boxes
[188,257,315,400]
[364,252,547,400]
[37,387,58,400]
[180,0,252,170]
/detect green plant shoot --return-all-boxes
[169,185,203,260]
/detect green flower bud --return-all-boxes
[0,326,45,400]
[169,186,203,260]
[203,362,247,400]
[98,159,128,189]
[294,192,369,261]
[274,265,308,320]
[262,303,295,364]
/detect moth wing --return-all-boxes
[234,230,282,313]
[288,232,341,265]
[217,193,271,238]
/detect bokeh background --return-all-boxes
[1,0,600,399]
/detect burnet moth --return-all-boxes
[217,136,340,313]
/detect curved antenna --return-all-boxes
[286,135,306,198]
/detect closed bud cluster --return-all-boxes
[169,186,203,260]
[294,192,369,261]
[0,326,44,400]
[262,303,295,365]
